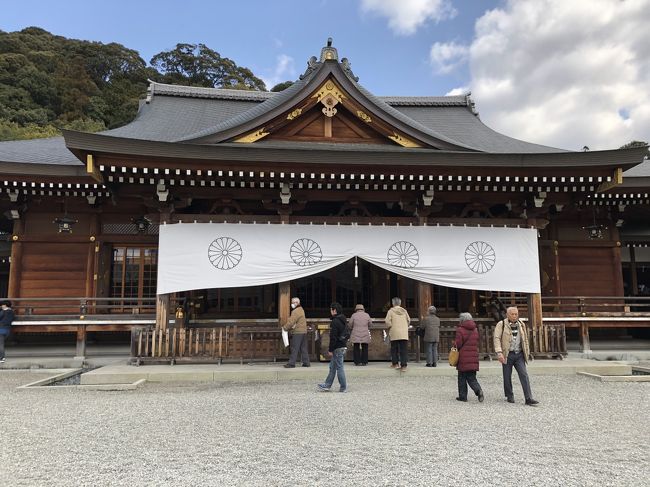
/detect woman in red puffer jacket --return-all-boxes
[454,312,484,403]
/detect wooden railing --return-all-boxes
[541,296,650,315]
[131,319,567,365]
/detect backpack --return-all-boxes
[340,318,352,343]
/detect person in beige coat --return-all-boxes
[282,297,309,368]
[385,297,411,370]
[493,306,538,405]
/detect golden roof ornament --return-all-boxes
[320,37,338,62]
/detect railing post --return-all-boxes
[579,322,591,354]
[75,325,86,361]
[156,294,170,331]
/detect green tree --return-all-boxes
[150,43,266,90]
[271,80,294,92]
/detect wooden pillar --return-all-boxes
[630,246,638,296]
[156,293,170,330]
[85,214,99,303]
[7,220,24,298]
[417,282,432,321]
[278,281,290,327]
[416,282,432,364]
[527,293,543,353]
[612,242,625,296]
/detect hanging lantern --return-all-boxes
[53,215,78,233]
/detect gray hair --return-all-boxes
[506,306,518,313]
[459,312,473,322]
[291,297,300,305]
[428,306,437,315]
[391,297,401,306]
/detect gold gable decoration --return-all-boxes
[388,132,421,148]
[312,81,346,104]
[234,128,270,143]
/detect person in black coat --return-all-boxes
[0,300,15,363]
[317,302,348,392]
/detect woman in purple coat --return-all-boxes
[349,304,372,365]
[454,312,484,403]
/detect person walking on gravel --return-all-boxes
[318,302,348,392]
[494,306,539,406]
[454,312,484,403]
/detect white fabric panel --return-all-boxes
[157,223,540,294]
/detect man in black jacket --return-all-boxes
[318,302,348,392]
[0,300,15,363]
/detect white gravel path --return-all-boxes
[1,371,648,486]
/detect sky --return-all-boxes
[2,0,650,151]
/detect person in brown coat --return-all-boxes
[349,304,372,366]
[282,297,309,368]
[454,312,484,402]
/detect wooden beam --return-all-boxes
[86,154,104,183]
[596,167,623,192]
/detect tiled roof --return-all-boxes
[0,137,81,166]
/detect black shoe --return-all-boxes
[478,391,485,403]
[432,363,437,367]
[525,399,539,406]
[361,363,367,366]
[425,363,432,367]
[354,363,360,366]
[456,397,468,402]
[301,364,310,367]
[284,364,295,368]
[506,396,515,403]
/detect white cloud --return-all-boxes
[465,0,650,150]
[260,54,296,90]
[360,0,457,35]
[446,86,469,96]
[430,41,469,74]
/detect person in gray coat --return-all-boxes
[420,305,440,367]
[349,304,372,366]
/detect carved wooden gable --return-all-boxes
[232,78,422,147]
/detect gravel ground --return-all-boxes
[1,371,648,487]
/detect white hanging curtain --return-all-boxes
[157,223,540,294]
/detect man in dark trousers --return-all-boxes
[318,302,348,392]
[0,300,15,364]
[282,297,310,368]
[494,306,539,406]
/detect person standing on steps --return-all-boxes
[349,304,372,366]
[282,297,310,368]
[385,297,411,371]
[420,305,440,367]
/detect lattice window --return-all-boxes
[110,246,158,306]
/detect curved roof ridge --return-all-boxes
[147,80,274,101]
[175,62,474,149]
[172,68,318,142]
[381,95,468,106]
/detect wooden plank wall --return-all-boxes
[18,242,88,313]
[557,246,623,296]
